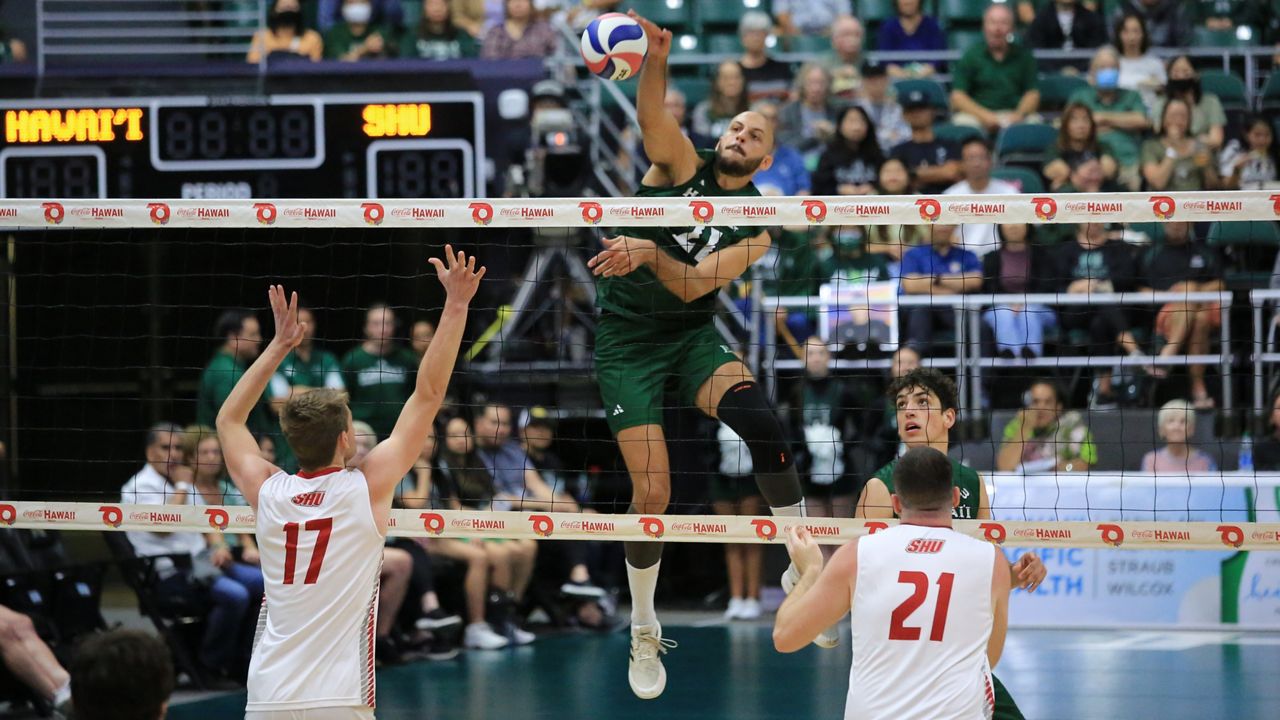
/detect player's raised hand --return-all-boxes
[587,235,656,277]
[627,10,671,62]
[1012,552,1046,592]
[784,525,824,576]
[267,284,305,351]
[429,244,486,305]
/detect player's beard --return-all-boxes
[714,144,763,177]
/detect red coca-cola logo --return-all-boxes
[979,522,1006,544]
[1031,197,1057,221]
[147,203,171,225]
[751,518,777,541]
[1097,523,1125,547]
[801,199,827,223]
[578,201,603,225]
[689,200,714,224]
[1217,524,1244,548]
[421,512,444,535]
[1148,195,1176,220]
[529,514,554,537]
[42,202,64,225]
[361,202,384,225]
[863,521,889,535]
[205,508,229,530]
[468,202,493,226]
[1271,194,1280,216]
[99,505,123,528]
[915,198,941,222]
[639,516,664,538]
[0,504,15,526]
[254,203,277,225]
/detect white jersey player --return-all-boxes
[216,247,484,719]
[774,447,1011,720]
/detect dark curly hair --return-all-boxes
[885,368,958,412]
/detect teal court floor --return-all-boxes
[168,626,1280,720]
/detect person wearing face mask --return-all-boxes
[316,0,403,33]
[247,0,323,62]
[324,0,397,60]
[1151,55,1226,151]
[1066,46,1149,189]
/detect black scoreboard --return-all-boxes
[0,92,485,199]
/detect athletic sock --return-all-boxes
[52,680,71,707]
[770,499,806,518]
[627,560,661,628]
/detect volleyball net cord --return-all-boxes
[5,191,1280,551]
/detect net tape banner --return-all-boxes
[4,502,1279,550]
[1,191,1276,229]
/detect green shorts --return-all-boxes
[992,674,1024,720]
[595,314,739,435]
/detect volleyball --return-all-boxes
[580,13,648,81]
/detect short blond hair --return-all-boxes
[280,389,350,471]
[1157,399,1195,437]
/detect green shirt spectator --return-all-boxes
[400,0,477,60]
[268,306,344,406]
[1152,94,1226,145]
[323,17,395,60]
[996,381,1096,473]
[1067,86,1145,164]
[196,311,268,431]
[1141,137,1215,192]
[952,41,1038,113]
[340,304,418,439]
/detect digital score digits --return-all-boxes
[0,93,484,199]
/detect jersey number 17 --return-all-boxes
[283,517,333,585]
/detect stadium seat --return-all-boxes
[787,34,831,54]
[1260,71,1280,112]
[1036,73,1090,113]
[673,76,710,109]
[1207,221,1280,290]
[946,28,984,51]
[1200,71,1249,113]
[1192,26,1258,48]
[933,122,985,146]
[401,0,421,30]
[893,78,949,113]
[698,0,758,31]
[994,123,1058,165]
[857,0,898,26]
[1206,220,1280,248]
[991,166,1045,194]
[668,33,702,57]
[937,0,987,28]
[629,0,694,32]
[705,33,743,55]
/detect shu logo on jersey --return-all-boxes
[611,404,625,416]
[292,491,327,507]
[905,538,945,554]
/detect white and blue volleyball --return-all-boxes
[580,13,647,81]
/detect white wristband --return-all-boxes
[173,482,194,493]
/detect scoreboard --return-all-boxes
[0,92,485,199]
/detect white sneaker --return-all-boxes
[781,564,840,648]
[464,622,510,650]
[724,597,744,620]
[628,623,677,700]
[738,598,761,620]
[507,623,536,646]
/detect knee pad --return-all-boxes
[716,381,794,473]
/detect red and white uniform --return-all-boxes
[847,524,997,720]
[247,467,385,715]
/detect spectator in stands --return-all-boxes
[270,305,343,424]
[822,225,891,288]
[1193,0,1262,34]
[692,61,751,140]
[449,0,489,37]
[996,380,1096,473]
[555,0,623,33]
[197,309,272,439]
[944,137,1020,258]
[1067,48,1149,189]
[820,16,865,100]
[121,424,254,681]
[812,105,883,197]
[317,0,404,32]
[411,318,436,357]
[247,0,324,62]
[1142,98,1220,192]
[857,61,910,152]
[341,303,420,439]
[899,224,982,354]
[867,158,928,260]
[70,629,172,720]
[1112,0,1190,47]
[1052,222,1153,405]
[1256,389,1280,471]
[1114,13,1165,111]
[784,336,860,519]
[401,0,479,58]
[1223,115,1279,190]
[750,100,812,197]
[324,0,398,59]
[738,12,792,103]
[182,424,261,562]
[0,605,71,714]
[1140,221,1224,410]
[777,63,838,162]
[0,24,27,64]
[711,420,764,621]
[256,432,276,463]
[1043,103,1121,191]
[876,0,945,77]
[1026,0,1107,52]
[1141,399,1217,473]
[854,346,922,472]
[1153,56,1227,151]
[480,0,558,59]
[1058,152,1119,194]
[774,0,853,37]
[950,3,1040,133]
[982,223,1056,359]
[889,89,962,194]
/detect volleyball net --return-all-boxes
[2,192,1280,554]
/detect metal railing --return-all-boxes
[1251,289,1280,416]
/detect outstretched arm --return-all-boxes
[628,11,699,184]
[216,285,304,508]
[774,527,856,653]
[362,245,484,510]
[587,231,771,302]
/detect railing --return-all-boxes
[1251,289,1280,418]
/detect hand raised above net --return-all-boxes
[429,243,486,305]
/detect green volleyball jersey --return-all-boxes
[597,150,763,327]
[271,348,344,398]
[872,457,982,520]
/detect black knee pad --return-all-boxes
[716,381,794,473]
